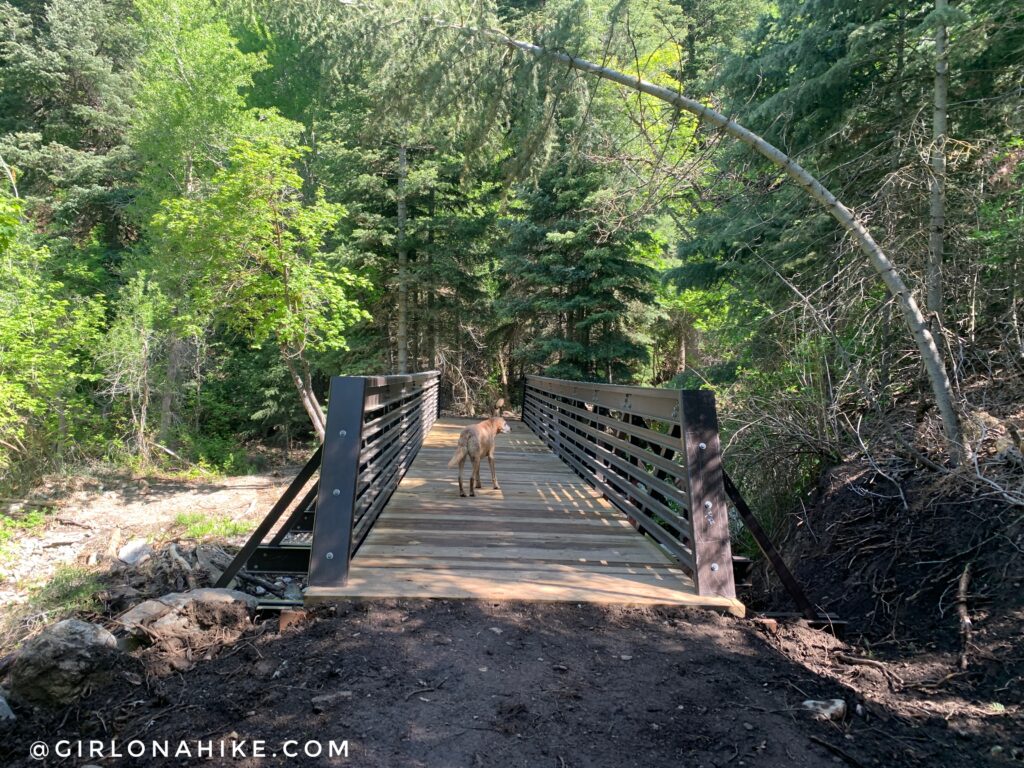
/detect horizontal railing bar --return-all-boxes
[527,375,679,422]
[547,414,692,514]
[551,426,692,536]
[526,387,681,455]
[524,403,692,552]
[546,401,688,485]
[364,383,434,414]
[356,406,427,497]
[533,423,695,570]
[361,393,424,442]
[351,420,430,545]
[363,373,440,409]
[356,400,433,498]
[363,371,440,389]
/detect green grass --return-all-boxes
[174,511,251,539]
[0,507,51,566]
[28,565,103,614]
[1,565,104,652]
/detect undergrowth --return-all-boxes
[173,512,250,539]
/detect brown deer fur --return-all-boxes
[447,417,511,497]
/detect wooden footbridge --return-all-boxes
[217,372,756,616]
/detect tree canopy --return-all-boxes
[1,0,1021,514]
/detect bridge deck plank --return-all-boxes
[304,417,744,614]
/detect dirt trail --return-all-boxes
[2,600,1015,767]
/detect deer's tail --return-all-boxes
[448,445,467,468]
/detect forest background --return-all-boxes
[2,0,1022,535]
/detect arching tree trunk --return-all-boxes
[489,32,966,463]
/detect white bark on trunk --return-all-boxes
[488,32,965,462]
[284,353,326,441]
[928,0,949,321]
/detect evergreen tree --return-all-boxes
[500,157,657,383]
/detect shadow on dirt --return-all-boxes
[1,599,1007,767]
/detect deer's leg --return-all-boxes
[488,454,499,489]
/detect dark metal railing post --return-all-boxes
[723,471,818,619]
[679,390,737,600]
[308,376,368,589]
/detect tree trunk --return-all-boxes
[283,350,326,441]
[158,334,184,446]
[927,0,949,322]
[488,31,966,462]
[396,144,410,374]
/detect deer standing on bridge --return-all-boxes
[448,401,510,497]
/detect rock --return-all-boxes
[118,589,258,667]
[0,693,14,722]
[801,699,846,721]
[7,620,119,706]
[311,690,352,712]
[118,588,258,653]
[282,582,303,602]
[118,538,152,565]
[195,545,233,586]
[100,584,141,612]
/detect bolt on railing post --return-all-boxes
[308,376,367,589]
[679,390,737,599]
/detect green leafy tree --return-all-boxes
[0,191,103,482]
[131,0,297,208]
[148,138,369,438]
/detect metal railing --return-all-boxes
[522,375,737,600]
[308,371,439,588]
[216,371,439,594]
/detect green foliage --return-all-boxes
[131,0,297,209]
[173,511,250,538]
[26,565,102,614]
[0,0,136,243]
[0,507,50,568]
[500,157,658,382]
[148,137,369,351]
[0,191,104,483]
[0,0,1020,572]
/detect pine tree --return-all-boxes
[500,157,657,383]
